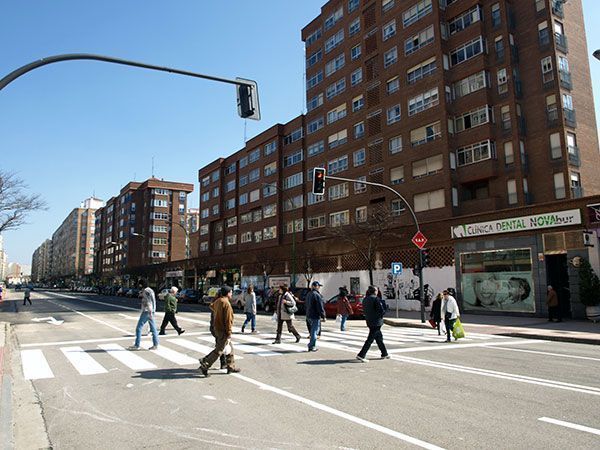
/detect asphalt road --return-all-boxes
[2,290,600,449]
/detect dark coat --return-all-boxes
[430,298,442,322]
[305,289,325,320]
[362,294,384,327]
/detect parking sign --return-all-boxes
[392,262,403,275]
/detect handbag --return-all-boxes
[284,293,298,315]
[335,314,342,323]
[452,318,465,339]
[428,319,437,329]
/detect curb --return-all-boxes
[0,322,14,450]
[383,318,433,330]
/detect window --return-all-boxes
[550,133,562,159]
[405,25,434,55]
[201,208,209,219]
[382,0,395,13]
[326,78,346,100]
[325,53,345,77]
[306,28,322,47]
[226,198,236,210]
[567,132,578,158]
[328,155,349,174]
[254,231,263,243]
[348,0,359,14]
[308,140,325,157]
[211,170,220,182]
[263,226,277,240]
[239,192,248,205]
[447,5,482,35]
[253,209,262,222]
[215,223,223,232]
[153,199,168,207]
[408,87,439,116]
[264,161,277,176]
[307,192,325,205]
[307,93,324,112]
[200,224,209,235]
[249,149,260,163]
[154,188,170,196]
[554,173,566,199]
[226,216,238,228]
[356,206,367,223]
[152,225,168,233]
[226,180,236,193]
[352,175,367,194]
[403,0,433,28]
[571,172,582,197]
[283,195,304,211]
[263,184,277,197]
[453,71,487,99]
[389,136,402,154]
[264,141,277,156]
[249,168,260,183]
[330,210,350,227]
[349,17,361,36]
[328,129,348,149]
[354,148,366,166]
[239,156,248,168]
[383,20,396,41]
[328,183,349,201]
[285,219,304,234]
[325,29,344,54]
[387,104,401,124]
[241,212,252,224]
[354,122,365,139]
[151,251,167,258]
[212,205,219,216]
[454,106,492,133]
[407,57,436,84]
[351,68,363,86]
[284,172,303,190]
[226,234,237,246]
[497,68,508,94]
[414,189,445,212]
[307,71,324,90]
[413,154,443,179]
[507,179,517,205]
[308,215,326,229]
[307,117,324,134]
[491,3,501,28]
[390,166,404,185]
[263,203,277,218]
[450,37,484,66]
[352,95,364,112]
[284,150,303,167]
[495,36,505,61]
[152,212,169,220]
[504,141,514,164]
[500,105,511,130]
[284,128,304,145]
[307,49,322,68]
[391,199,406,216]
[249,189,260,202]
[387,76,400,94]
[324,6,343,31]
[383,47,398,68]
[201,192,210,202]
[201,176,210,187]
[562,93,573,111]
[327,103,347,124]
[351,44,361,60]
[224,163,236,175]
[200,241,209,252]
[457,140,495,167]
[410,121,441,146]
[241,232,252,243]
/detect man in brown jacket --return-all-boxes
[198,286,240,376]
[546,285,561,322]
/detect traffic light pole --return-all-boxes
[324,175,426,323]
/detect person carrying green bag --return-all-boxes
[441,289,460,342]
[452,317,465,340]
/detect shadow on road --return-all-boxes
[132,368,203,380]
[297,359,357,366]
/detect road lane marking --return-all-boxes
[45,299,132,335]
[486,346,600,362]
[388,339,542,354]
[196,336,280,357]
[21,349,54,380]
[233,373,444,450]
[150,346,198,366]
[98,343,156,370]
[21,331,211,348]
[61,346,108,375]
[539,417,600,436]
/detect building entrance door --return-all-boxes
[545,254,571,318]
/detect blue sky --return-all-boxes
[1,0,600,265]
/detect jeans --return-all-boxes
[308,318,321,350]
[306,318,321,336]
[135,311,159,347]
[340,314,348,331]
[242,313,256,331]
[357,325,387,358]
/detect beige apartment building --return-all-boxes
[31,239,53,283]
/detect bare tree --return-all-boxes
[252,249,275,299]
[0,171,47,233]
[327,204,403,285]
[298,243,317,287]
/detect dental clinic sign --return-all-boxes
[451,209,581,239]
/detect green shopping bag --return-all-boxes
[452,318,465,340]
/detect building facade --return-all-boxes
[94,178,194,284]
[31,239,53,283]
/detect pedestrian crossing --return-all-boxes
[19,326,511,380]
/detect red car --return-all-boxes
[324,294,364,319]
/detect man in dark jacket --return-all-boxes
[159,286,185,335]
[304,281,325,352]
[356,285,389,362]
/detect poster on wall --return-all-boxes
[460,248,535,312]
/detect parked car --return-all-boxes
[157,288,170,301]
[324,293,365,319]
[201,286,221,304]
[116,287,127,296]
[231,288,245,310]
[125,288,140,298]
[178,288,200,303]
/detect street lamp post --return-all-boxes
[262,182,297,288]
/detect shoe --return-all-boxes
[198,361,209,377]
[128,346,140,351]
[272,340,281,344]
[251,330,258,334]
[178,329,185,335]
[445,339,451,342]
[356,355,368,363]
[381,355,391,359]
[227,367,241,374]
[149,345,158,350]
[220,364,227,370]
[241,327,245,333]
[295,335,301,343]
[308,347,318,352]
[159,331,166,335]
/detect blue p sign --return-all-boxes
[392,262,403,275]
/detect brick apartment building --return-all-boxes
[192,0,600,317]
[93,178,194,285]
[31,239,53,283]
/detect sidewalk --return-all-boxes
[0,321,13,449]
[383,310,600,345]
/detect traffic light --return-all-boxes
[420,248,430,268]
[312,168,326,195]
[236,78,261,121]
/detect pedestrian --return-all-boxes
[128,280,159,350]
[23,287,32,305]
[241,285,257,333]
[273,285,301,344]
[0,285,3,302]
[198,286,240,376]
[441,289,460,342]
[336,287,353,332]
[159,286,185,336]
[305,281,326,352]
[356,285,389,362]
[547,285,562,322]
[430,293,443,335]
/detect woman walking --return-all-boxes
[337,287,353,331]
[273,285,301,344]
[241,285,257,333]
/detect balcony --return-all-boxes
[559,70,572,90]
[521,154,529,173]
[539,30,551,49]
[552,1,564,18]
[568,146,581,166]
[564,108,577,128]
[458,197,501,216]
[546,108,559,127]
[571,186,584,199]
[525,193,535,205]
[456,159,499,184]
[514,80,523,98]
[555,33,568,53]
[510,45,519,63]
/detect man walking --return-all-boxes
[159,286,185,335]
[356,285,389,362]
[546,285,561,322]
[129,280,159,350]
[441,289,460,342]
[23,286,32,305]
[305,281,325,352]
[198,286,240,376]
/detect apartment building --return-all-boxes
[31,239,53,283]
[94,178,194,282]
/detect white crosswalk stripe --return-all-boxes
[99,343,156,370]
[21,349,54,380]
[169,338,244,360]
[61,346,108,375]
[197,336,279,357]
[150,346,198,366]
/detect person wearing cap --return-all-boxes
[198,286,240,376]
[441,289,460,342]
[546,285,561,322]
[159,286,185,336]
[356,285,389,362]
[305,280,326,352]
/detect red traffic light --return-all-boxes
[312,168,326,195]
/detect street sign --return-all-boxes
[412,231,428,249]
[391,262,403,275]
